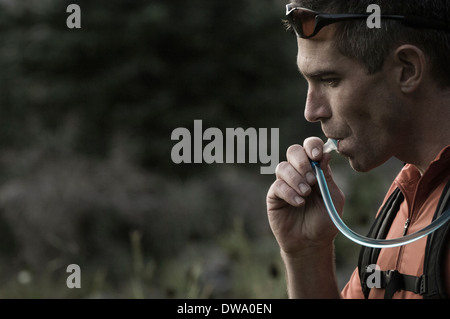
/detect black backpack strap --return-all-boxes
[376,270,427,299]
[421,180,450,299]
[358,188,404,298]
[358,180,450,299]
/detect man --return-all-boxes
[267,0,450,299]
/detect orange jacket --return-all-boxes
[342,145,450,299]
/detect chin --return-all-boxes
[349,161,372,172]
[348,157,381,173]
[348,154,390,173]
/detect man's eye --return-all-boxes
[321,78,339,87]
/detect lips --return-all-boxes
[325,136,342,143]
[323,131,344,152]
[325,136,342,153]
[336,139,350,156]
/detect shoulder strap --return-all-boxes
[422,180,450,299]
[358,180,450,299]
[358,188,404,299]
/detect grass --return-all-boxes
[0,125,402,299]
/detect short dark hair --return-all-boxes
[290,0,450,88]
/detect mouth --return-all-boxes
[325,136,342,150]
[336,139,342,151]
[334,139,342,154]
[335,139,351,157]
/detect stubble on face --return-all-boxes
[296,30,405,172]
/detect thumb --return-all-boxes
[318,153,333,181]
[317,153,340,193]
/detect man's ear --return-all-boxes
[392,44,426,94]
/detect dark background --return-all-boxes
[0,0,402,298]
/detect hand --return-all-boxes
[266,137,345,256]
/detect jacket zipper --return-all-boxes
[402,218,411,236]
[395,177,420,270]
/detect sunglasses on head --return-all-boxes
[286,3,450,39]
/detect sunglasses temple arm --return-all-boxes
[315,14,370,29]
[322,14,450,31]
[402,15,450,31]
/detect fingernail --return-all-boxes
[306,172,316,184]
[294,196,304,205]
[312,148,320,158]
[299,183,310,194]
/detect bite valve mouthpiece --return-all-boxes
[323,139,338,154]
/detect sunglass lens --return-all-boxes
[291,9,316,38]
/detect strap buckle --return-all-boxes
[416,275,427,295]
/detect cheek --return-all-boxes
[330,90,373,133]
[331,76,372,113]
[340,79,396,132]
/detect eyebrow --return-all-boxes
[300,70,340,81]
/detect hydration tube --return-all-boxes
[312,139,450,248]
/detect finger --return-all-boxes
[303,137,325,162]
[286,144,317,185]
[319,153,332,176]
[267,179,305,208]
[319,153,339,186]
[275,161,311,196]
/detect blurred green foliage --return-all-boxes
[0,0,402,298]
[0,0,316,175]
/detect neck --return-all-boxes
[397,90,450,175]
[413,141,449,175]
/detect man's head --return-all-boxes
[290,0,450,87]
[288,0,450,173]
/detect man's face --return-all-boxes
[296,29,408,172]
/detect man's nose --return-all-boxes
[304,87,331,123]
